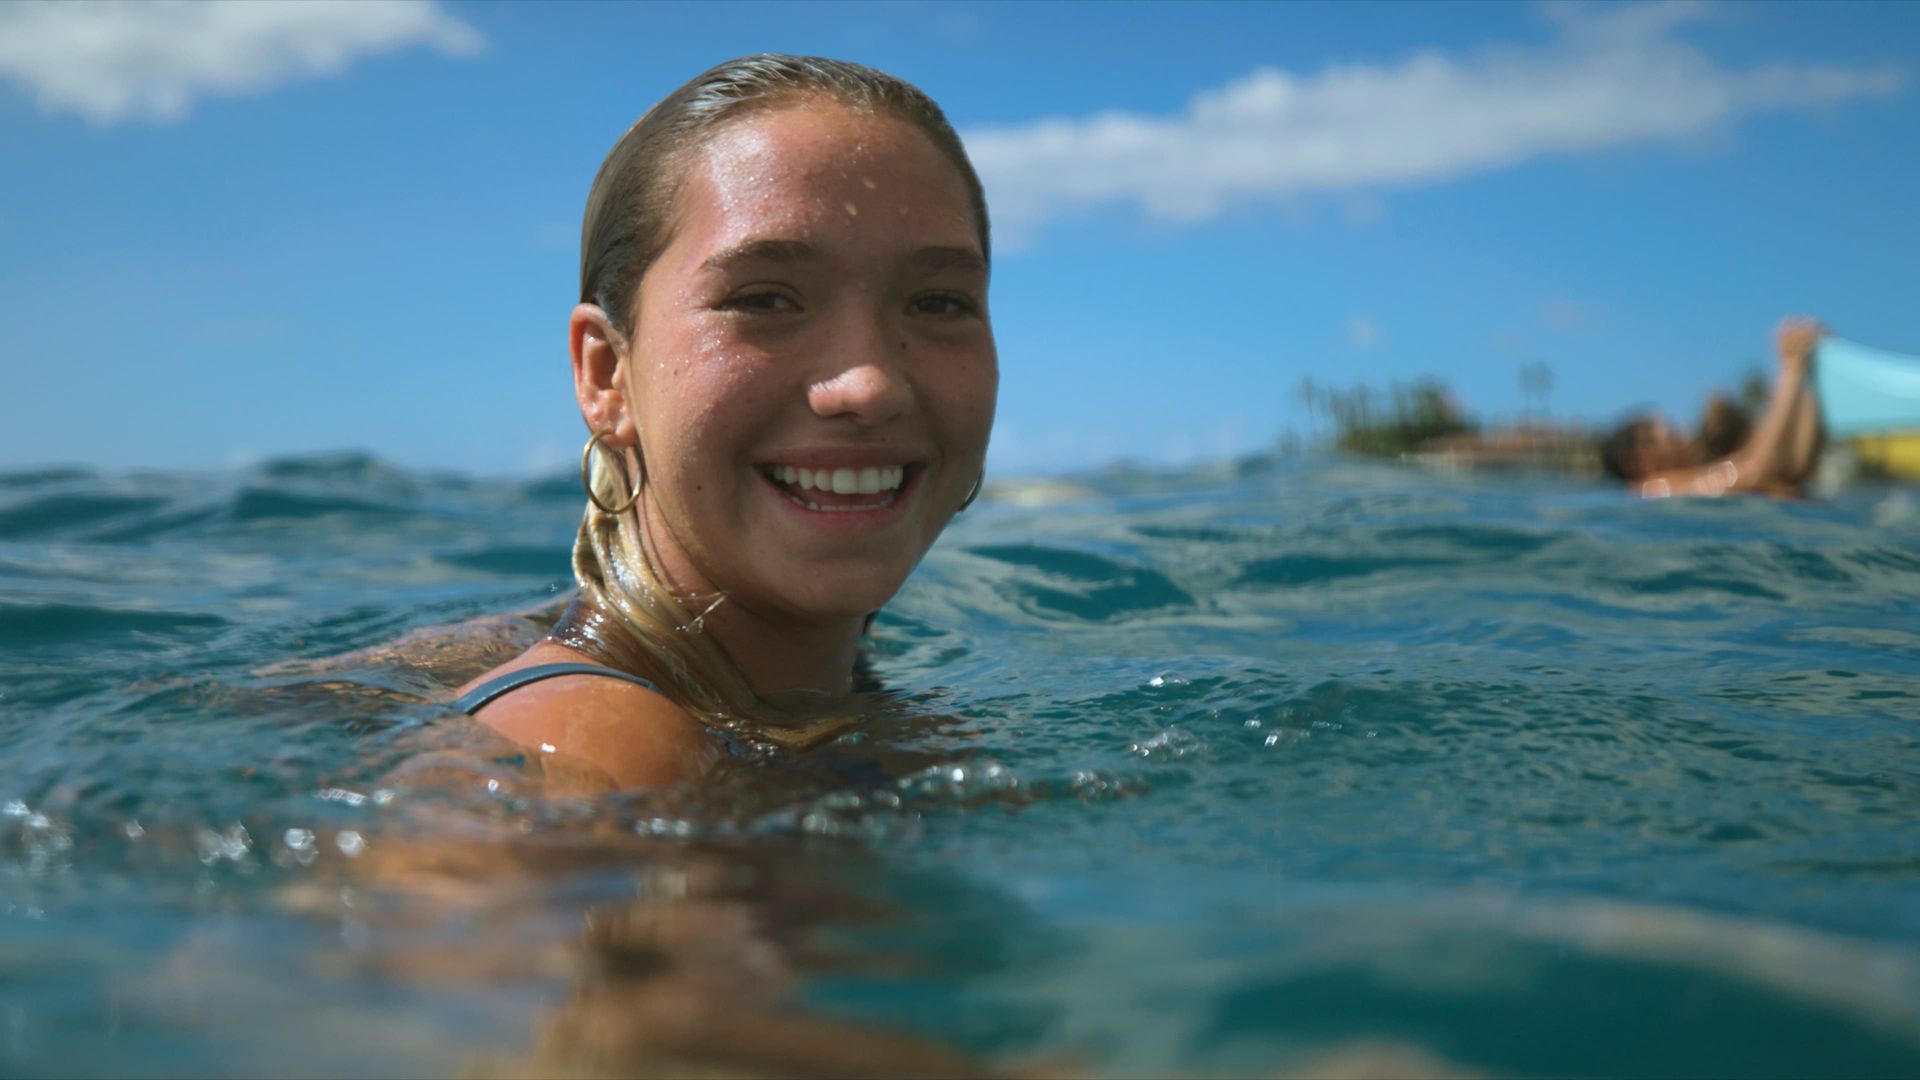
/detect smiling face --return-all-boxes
[614,100,996,626]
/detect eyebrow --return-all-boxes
[699,239,988,277]
[906,245,990,277]
[700,238,820,273]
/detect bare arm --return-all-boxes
[1731,318,1822,488]
[1639,318,1824,498]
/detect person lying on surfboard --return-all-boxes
[1599,318,1825,498]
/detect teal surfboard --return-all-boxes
[1817,337,1920,437]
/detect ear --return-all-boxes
[571,303,638,447]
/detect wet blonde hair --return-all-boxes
[556,55,989,738]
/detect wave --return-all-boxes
[0,601,226,645]
[0,492,172,540]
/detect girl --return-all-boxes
[453,56,997,787]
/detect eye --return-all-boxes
[721,289,801,314]
[908,291,978,317]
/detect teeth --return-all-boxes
[768,464,906,494]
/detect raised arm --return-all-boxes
[1638,318,1825,498]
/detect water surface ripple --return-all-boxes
[3,454,1918,1077]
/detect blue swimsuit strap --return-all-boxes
[452,662,661,715]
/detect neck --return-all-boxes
[635,502,866,697]
[702,600,867,695]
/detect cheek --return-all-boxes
[652,383,728,483]
[644,357,780,487]
[933,354,999,445]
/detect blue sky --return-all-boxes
[1,0,1916,477]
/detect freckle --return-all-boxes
[844,201,859,217]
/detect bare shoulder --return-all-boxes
[457,644,718,789]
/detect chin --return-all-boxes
[756,565,914,624]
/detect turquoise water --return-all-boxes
[4,452,1919,1077]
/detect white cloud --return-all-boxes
[0,0,482,124]
[963,2,1902,237]
[1347,316,1385,350]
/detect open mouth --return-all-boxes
[760,464,911,512]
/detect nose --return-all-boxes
[807,311,912,425]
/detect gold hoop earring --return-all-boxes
[958,473,983,512]
[580,430,644,514]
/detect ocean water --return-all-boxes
[3,452,1919,1078]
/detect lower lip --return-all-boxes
[759,468,920,529]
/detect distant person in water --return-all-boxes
[1599,318,1825,498]
[451,56,996,787]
